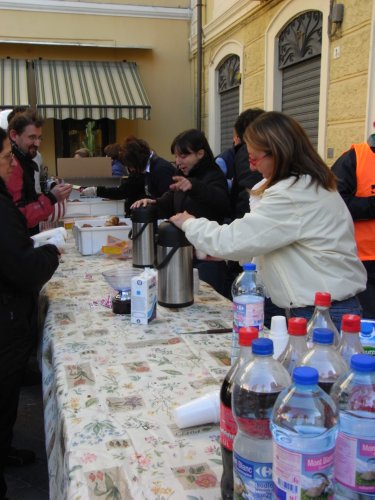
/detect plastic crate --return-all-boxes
[73,217,131,255]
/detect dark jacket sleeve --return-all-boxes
[154,190,176,219]
[331,148,375,220]
[97,174,145,201]
[189,168,230,218]
[0,197,59,294]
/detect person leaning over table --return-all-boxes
[170,112,366,329]
[81,136,176,215]
[0,127,60,500]
[132,128,231,296]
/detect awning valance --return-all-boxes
[34,59,151,120]
[0,59,29,109]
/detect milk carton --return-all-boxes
[131,268,157,324]
[360,319,375,357]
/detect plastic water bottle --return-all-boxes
[300,328,348,394]
[271,366,338,499]
[338,314,364,365]
[220,327,259,500]
[266,316,288,359]
[278,317,308,374]
[232,338,291,499]
[331,354,375,499]
[306,292,340,348]
[231,262,264,364]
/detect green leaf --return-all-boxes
[85,398,98,408]
[104,472,115,490]
[161,370,183,376]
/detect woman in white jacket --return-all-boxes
[170,111,366,328]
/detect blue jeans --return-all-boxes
[287,296,362,332]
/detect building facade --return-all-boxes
[0,0,193,172]
[191,0,375,163]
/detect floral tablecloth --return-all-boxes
[41,234,233,499]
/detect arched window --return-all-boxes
[279,11,322,147]
[218,54,240,150]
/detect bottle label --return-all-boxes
[220,402,237,451]
[233,451,273,499]
[233,298,264,335]
[335,432,375,494]
[273,443,335,499]
[237,416,272,439]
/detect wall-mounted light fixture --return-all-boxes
[328,2,344,39]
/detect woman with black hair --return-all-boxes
[132,128,231,295]
[81,136,175,215]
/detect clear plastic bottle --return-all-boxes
[338,314,364,365]
[271,366,338,499]
[232,338,291,499]
[306,291,340,348]
[331,354,375,499]
[231,262,264,364]
[278,317,308,374]
[220,326,259,500]
[266,316,289,360]
[300,328,348,394]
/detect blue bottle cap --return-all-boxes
[293,366,319,385]
[312,328,334,344]
[243,262,256,271]
[350,353,375,372]
[360,322,373,336]
[252,337,273,355]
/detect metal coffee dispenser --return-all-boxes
[156,221,193,308]
[129,205,158,268]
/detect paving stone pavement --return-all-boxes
[4,376,49,500]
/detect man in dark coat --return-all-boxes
[0,127,60,498]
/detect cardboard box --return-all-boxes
[131,270,157,324]
[73,217,131,255]
[57,157,112,178]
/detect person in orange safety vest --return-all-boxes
[332,133,375,318]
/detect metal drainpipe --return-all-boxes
[196,1,203,131]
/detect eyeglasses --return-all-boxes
[249,153,270,167]
[0,152,14,162]
[27,135,43,143]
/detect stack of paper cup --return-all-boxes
[174,390,220,429]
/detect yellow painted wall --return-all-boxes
[0,6,194,172]
[198,0,373,164]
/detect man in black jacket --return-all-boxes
[0,128,60,498]
[230,108,264,220]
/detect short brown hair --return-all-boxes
[104,143,124,161]
[8,108,44,135]
[122,136,151,173]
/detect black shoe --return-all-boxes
[6,447,36,466]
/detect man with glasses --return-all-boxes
[6,109,71,235]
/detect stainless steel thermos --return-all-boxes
[156,221,193,308]
[129,205,158,268]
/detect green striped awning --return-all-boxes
[34,60,151,120]
[0,59,29,109]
